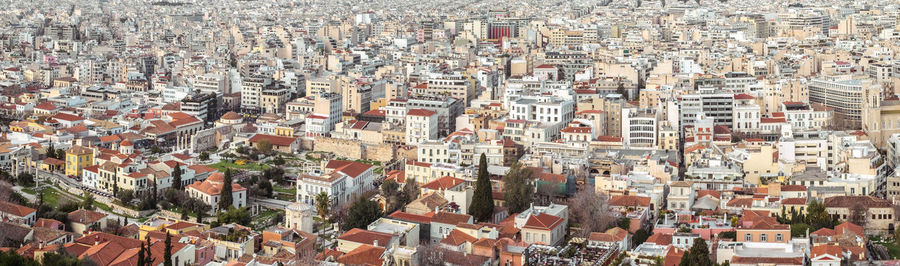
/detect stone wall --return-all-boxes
[313,136,364,159]
[312,136,396,162]
[363,144,395,162]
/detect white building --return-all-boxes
[185,172,248,214]
[622,108,658,149]
[508,97,575,125]
[296,160,376,207]
[406,109,438,145]
[781,101,831,131]
[732,94,761,133]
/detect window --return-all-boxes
[760,234,768,242]
[745,234,752,241]
[776,234,783,242]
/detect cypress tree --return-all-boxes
[172,163,182,190]
[164,232,172,266]
[137,243,145,266]
[219,168,234,210]
[468,153,495,222]
[47,142,55,159]
[144,237,154,266]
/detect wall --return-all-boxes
[313,136,396,162]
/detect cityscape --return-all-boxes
[1,0,900,265]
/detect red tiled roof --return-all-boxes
[609,195,651,207]
[761,117,786,123]
[597,135,622,142]
[51,112,85,122]
[835,222,864,237]
[422,176,465,191]
[811,245,842,259]
[68,209,107,225]
[387,211,432,224]
[167,112,202,127]
[336,244,385,265]
[523,213,564,231]
[646,233,672,245]
[34,102,58,110]
[431,212,472,225]
[726,198,752,208]
[337,228,393,246]
[0,201,36,217]
[325,160,374,178]
[441,229,477,246]
[406,108,436,117]
[248,134,298,146]
[734,93,755,100]
[781,198,807,205]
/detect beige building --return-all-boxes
[824,196,895,234]
[863,97,900,149]
[577,96,625,137]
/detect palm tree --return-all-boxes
[315,192,330,220]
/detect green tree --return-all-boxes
[790,223,809,237]
[47,142,56,159]
[144,236,154,266]
[219,169,233,210]
[402,177,419,204]
[258,179,273,197]
[80,192,94,210]
[181,208,189,220]
[468,153,495,222]
[807,199,836,231]
[342,197,382,231]
[633,228,652,246]
[199,152,210,161]
[679,238,713,266]
[502,162,534,214]
[273,155,285,166]
[216,207,251,226]
[257,140,273,154]
[56,149,66,160]
[617,217,631,230]
[172,163,182,190]
[315,192,330,220]
[381,180,402,212]
[40,249,89,266]
[0,249,39,266]
[17,172,34,187]
[137,243,145,266]
[164,232,172,266]
[196,209,205,223]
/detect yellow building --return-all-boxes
[65,145,94,177]
[274,126,295,137]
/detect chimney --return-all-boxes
[94,235,100,246]
[373,240,379,247]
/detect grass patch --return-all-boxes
[273,185,295,195]
[252,209,284,230]
[21,187,35,195]
[94,201,113,213]
[276,193,294,201]
[39,188,64,206]
[208,161,270,171]
[353,159,382,166]
[872,236,900,259]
